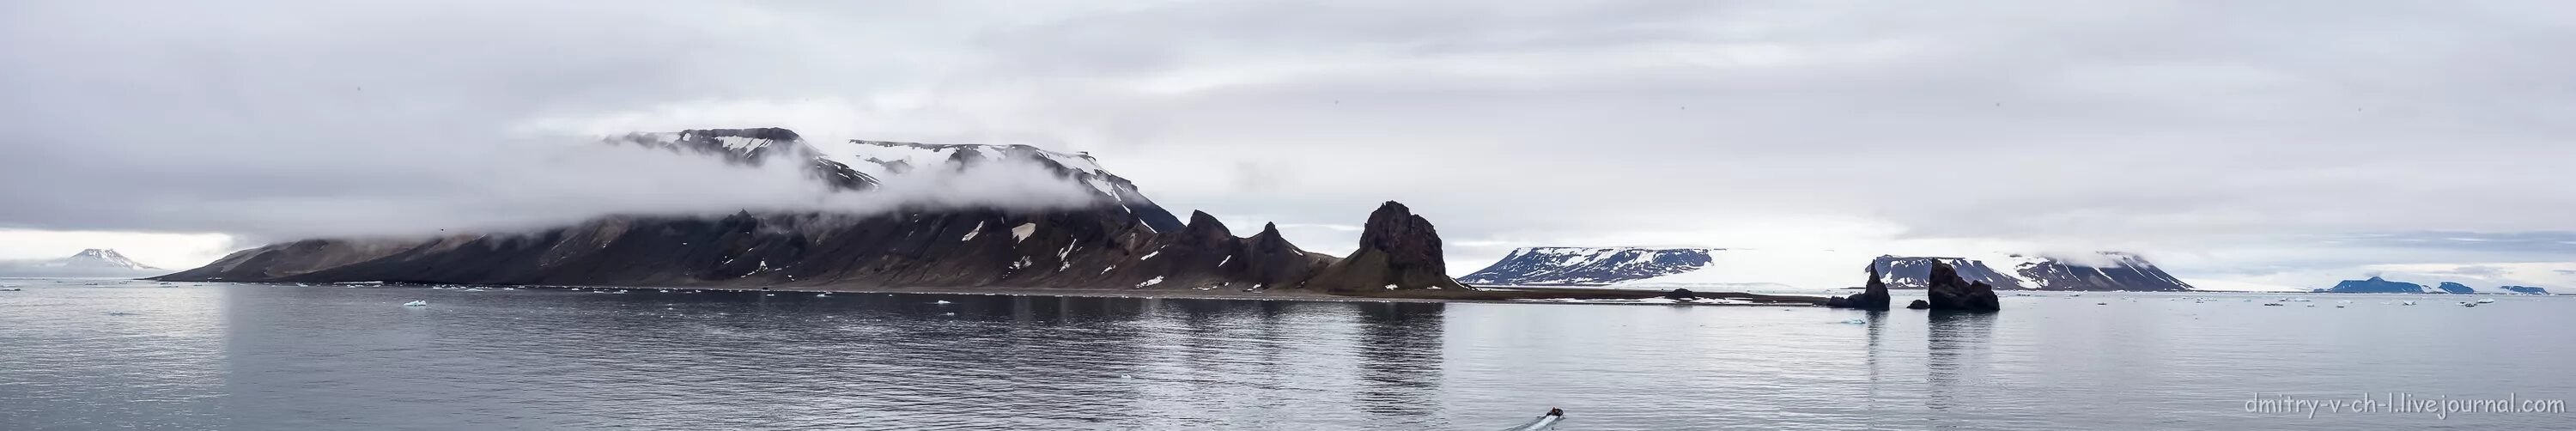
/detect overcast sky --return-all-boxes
[4,0,2573,288]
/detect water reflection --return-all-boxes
[1862,310,1890,403]
[14,282,2567,429]
[1352,302,1445,420]
[1924,311,1997,416]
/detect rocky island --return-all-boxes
[1824,267,1892,310]
[151,128,1816,306]
[2309,276,2555,295]
[1915,261,2002,312]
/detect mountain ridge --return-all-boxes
[154,128,1472,297]
[0,248,167,277]
[1461,247,2195,291]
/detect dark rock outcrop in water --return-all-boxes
[1921,261,2001,312]
[1826,266,1892,310]
[156,128,1475,296]
[1297,202,1471,293]
[1906,300,1930,309]
[2502,286,2551,294]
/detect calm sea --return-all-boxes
[3,278,2570,429]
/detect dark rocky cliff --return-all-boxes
[1922,261,2001,312]
[1296,202,1471,293]
[1826,266,1892,310]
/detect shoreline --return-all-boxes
[254,280,1836,307]
[608,284,1832,307]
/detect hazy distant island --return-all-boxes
[2312,276,2550,294]
[0,249,164,278]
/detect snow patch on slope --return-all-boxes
[1010,223,1037,242]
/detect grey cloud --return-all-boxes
[2445,265,2510,277]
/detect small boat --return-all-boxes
[816,293,830,297]
[402,300,428,307]
[2476,298,2497,304]
[2263,303,2284,307]
[2400,300,2417,306]
[2463,302,2478,307]
[1498,408,1566,431]
[0,288,21,292]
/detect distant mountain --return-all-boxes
[607,128,1185,231]
[1857,253,2191,291]
[155,128,1471,296]
[1456,247,1718,286]
[2315,276,2425,294]
[0,249,166,277]
[1459,248,2194,291]
[2309,278,2545,294]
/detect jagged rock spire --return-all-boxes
[1297,201,1468,292]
